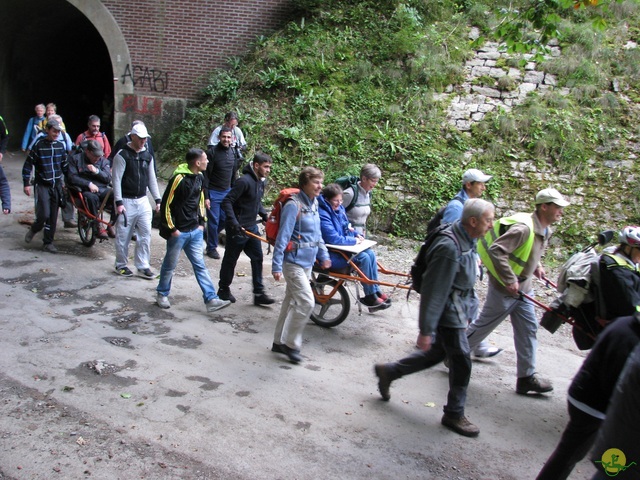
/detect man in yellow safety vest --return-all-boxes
[469,188,570,395]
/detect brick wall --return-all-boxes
[102,0,293,100]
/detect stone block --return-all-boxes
[471,86,502,98]
[469,26,480,40]
[524,71,545,84]
[508,68,522,78]
[456,120,472,131]
[471,66,491,76]
[466,59,485,67]
[489,68,506,78]
[468,104,479,113]
[484,60,497,67]
[478,104,495,113]
[550,47,561,57]
[478,51,501,60]
[525,62,536,71]
[543,73,557,86]
[471,112,485,121]
[519,82,538,94]
[501,90,520,99]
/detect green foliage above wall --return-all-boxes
[161,0,640,245]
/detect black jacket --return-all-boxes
[66,151,112,193]
[221,162,267,232]
[204,143,239,194]
[158,163,205,240]
[599,251,640,319]
[568,314,640,416]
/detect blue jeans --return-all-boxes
[387,326,471,418]
[206,188,229,251]
[157,227,218,303]
[219,224,265,294]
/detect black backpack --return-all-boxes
[335,175,361,211]
[410,223,461,293]
[425,194,464,235]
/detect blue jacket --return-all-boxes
[272,190,329,273]
[441,188,469,224]
[318,194,357,270]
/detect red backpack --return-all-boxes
[265,187,301,252]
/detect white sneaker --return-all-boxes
[206,298,231,313]
[473,342,503,358]
[157,293,170,309]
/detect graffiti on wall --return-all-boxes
[121,64,169,93]
[121,95,163,116]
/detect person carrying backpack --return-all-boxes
[341,163,381,237]
[440,168,501,359]
[468,188,570,395]
[374,199,495,438]
[271,167,331,365]
[598,226,640,320]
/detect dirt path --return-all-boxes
[0,151,595,479]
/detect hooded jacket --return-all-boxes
[221,161,267,231]
[158,163,205,240]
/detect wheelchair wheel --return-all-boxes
[310,275,350,328]
[78,214,96,247]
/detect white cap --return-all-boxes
[535,188,570,207]
[462,168,492,184]
[130,123,150,138]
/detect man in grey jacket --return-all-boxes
[374,198,495,437]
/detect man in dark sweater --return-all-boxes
[22,119,68,253]
[537,311,640,479]
[203,126,239,259]
[155,148,230,313]
[218,152,274,306]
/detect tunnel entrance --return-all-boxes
[0,0,114,149]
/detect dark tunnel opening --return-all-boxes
[0,0,114,150]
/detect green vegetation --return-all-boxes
[161,0,640,246]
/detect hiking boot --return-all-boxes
[137,268,155,280]
[42,243,58,254]
[206,298,231,313]
[279,343,302,364]
[207,249,220,259]
[254,293,275,306]
[374,364,393,401]
[473,342,503,358]
[25,228,35,243]
[107,225,116,238]
[516,374,554,395]
[156,293,171,309]
[441,414,480,437]
[115,266,134,277]
[218,288,236,303]
[97,228,109,240]
[64,220,78,229]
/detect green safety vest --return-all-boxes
[602,252,638,272]
[478,212,535,285]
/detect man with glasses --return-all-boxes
[75,115,111,159]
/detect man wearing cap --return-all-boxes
[109,120,155,167]
[442,169,492,224]
[467,188,570,395]
[66,140,113,239]
[111,123,162,279]
[22,119,68,253]
[75,115,111,159]
[442,168,502,359]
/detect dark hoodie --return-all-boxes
[221,161,267,231]
[158,163,205,240]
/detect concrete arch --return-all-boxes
[65,0,132,138]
